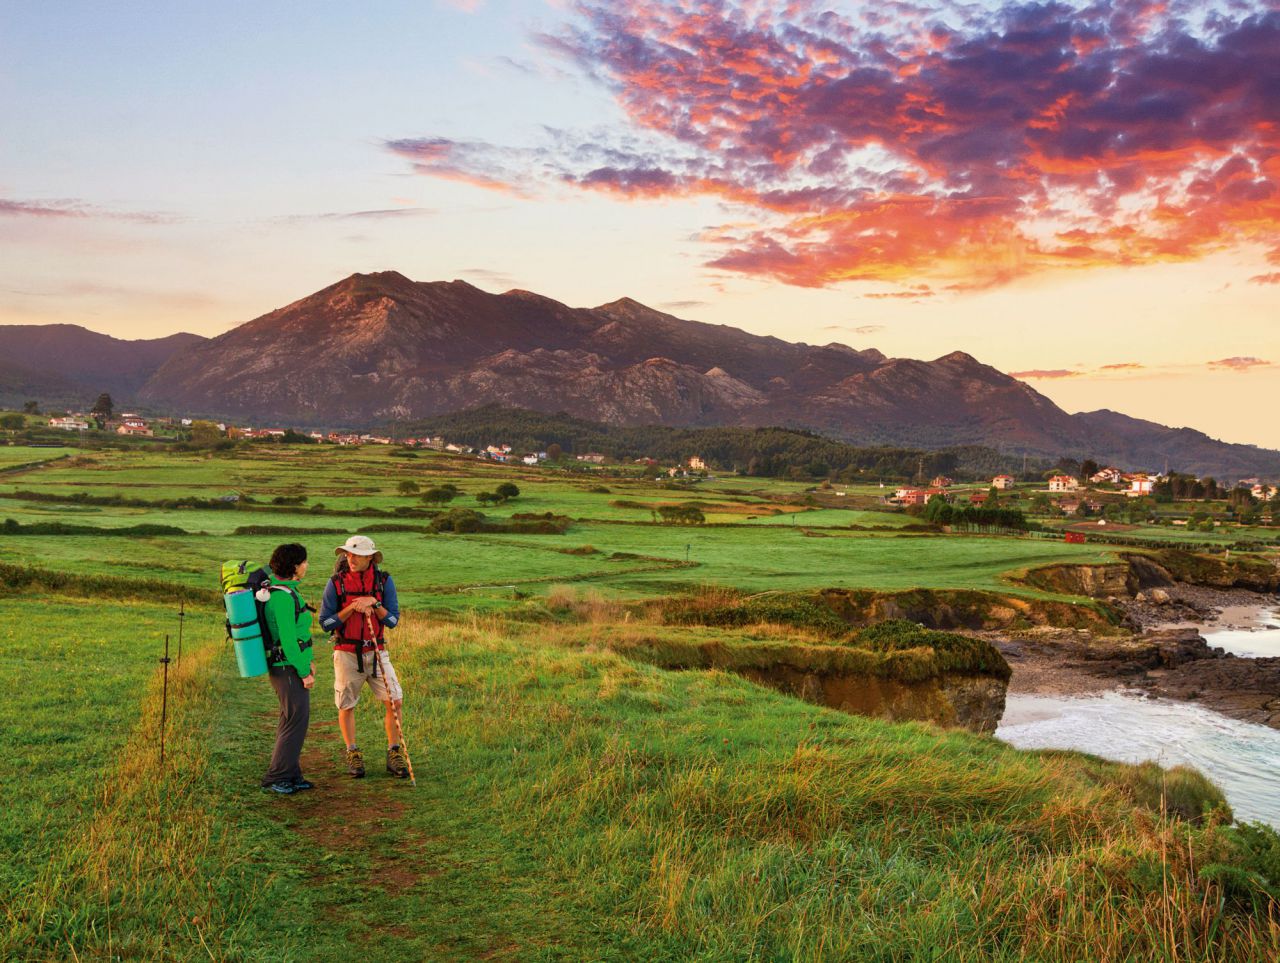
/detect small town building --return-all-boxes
[992,475,1015,490]
[930,475,954,488]
[1127,475,1154,497]
[116,416,153,436]
[49,416,90,431]
[1048,475,1079,492]
[1090,467,1123,484]
[688,456,707,471]
[577,453,606,464]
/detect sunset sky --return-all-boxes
[2,0,1277,446]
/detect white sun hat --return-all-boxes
[335,535,379,556]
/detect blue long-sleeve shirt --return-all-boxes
[319,571,400,636]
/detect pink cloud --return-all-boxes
[392,1,1280,291]
[1208,356,1272,372]
[1010,369,1082,379]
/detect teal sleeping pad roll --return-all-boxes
[225,589,268,678]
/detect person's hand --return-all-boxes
[302,672,315,690]
[355,596,377,613]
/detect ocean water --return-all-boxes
[1200,608,1280,658]
[998,690,1280,826]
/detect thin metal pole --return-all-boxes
[159,634,171,768]
[176,600,186,665]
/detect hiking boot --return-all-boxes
[386,744,409,779]
[345,747,365,778]
[290,778,315,792]
[264,780,297,795]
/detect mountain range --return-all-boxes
[0,324,204,401]
[5,271,1277,479]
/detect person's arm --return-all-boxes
[375,575,399,629]
[267,589,312,678]
[318,579,343,635]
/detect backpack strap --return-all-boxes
[266,584,313,655]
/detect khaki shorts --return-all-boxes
[333,648,403,710]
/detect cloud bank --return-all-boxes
[391,0,1280,292]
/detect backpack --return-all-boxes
[221,560,311,669]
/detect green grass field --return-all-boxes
[4,443,1280,960]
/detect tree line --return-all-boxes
[395,406,1054,482]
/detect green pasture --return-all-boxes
[0,446,75,467]
[0,508,1116,611]
[0,596,211,905]
[7,607,1277,961]
[6,443,1280,960]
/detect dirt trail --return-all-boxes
[255,708,473,953]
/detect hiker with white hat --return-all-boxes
[318,535,407,779]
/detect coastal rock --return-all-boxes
[1146,657,1280,728]
[1025,563,1131,599]
[736,665,1007,734]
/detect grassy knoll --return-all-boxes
[9,608,1280,960]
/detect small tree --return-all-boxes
[421,487,455,507]
[397,480,420,496]
[22,400,38,415]
[0,413,25,431]
[546,443,563,462]
[476,491,499,507]
[91,393,114,427]
[923,494,952,525]
[189,420,223,446]
[495,482,520,502]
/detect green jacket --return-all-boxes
[264,578,313,677]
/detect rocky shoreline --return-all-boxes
[993,588,1280,729]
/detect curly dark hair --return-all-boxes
[269,542,308,579]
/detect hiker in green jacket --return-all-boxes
[261,542,316,795]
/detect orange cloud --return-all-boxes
[1010,369,1083,379]
[392,1,1280,291]
[1208,357,1272,372]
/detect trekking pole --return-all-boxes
[367,611,416,788]
[159,634,172,769]
[176,600,186,665]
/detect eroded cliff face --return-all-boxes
[735,666,1007,734]
[814,587,1121,632]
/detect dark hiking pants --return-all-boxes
[262,665,310,786]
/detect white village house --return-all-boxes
[1127,475,1155,497]
[1048,475,1079,492]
